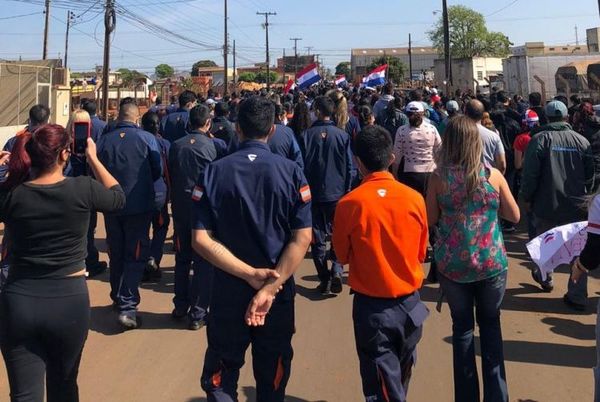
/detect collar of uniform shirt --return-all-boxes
[312,120,336,127]
[188,129,209,136]
[362,171,395,182]
[238,139,270,150]
[115,121,138,129]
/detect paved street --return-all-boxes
[0,222,598,402]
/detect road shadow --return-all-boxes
[89,305,189,335]
[541,317,596,341]
[295,283,338,301]
[442,336,595,368]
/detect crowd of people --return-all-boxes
[0,79,598,402]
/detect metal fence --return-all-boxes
[0,63,66,127]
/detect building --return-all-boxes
[434,57,503,92]
[502,41,595,98]
[350,47,438,81]
[0,59,70,136]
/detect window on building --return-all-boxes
[477,71,484,80]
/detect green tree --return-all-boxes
[117,68,145,87]
[191,60,218,76]
[155,64,174,79]
[428,5,512,58]
[335,62,351,77]
[368,56,406,84]
[238,72,257,82]
[255,71,279,84]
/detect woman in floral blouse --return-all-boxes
[426,116,520,402]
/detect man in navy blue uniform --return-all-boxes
[97,103,163,330]
[192,96,312,402]
[161,90,197,143]
[228,102,304,168]
[82,99,107,141]
[302,95,353,295]
[210,102,236,145]
[169,105,218,330]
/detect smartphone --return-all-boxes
[73,121,91,155]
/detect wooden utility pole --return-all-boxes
[232,39,236,89]
[257,11,276,90]
[223,0,229,96]
[64,11,74,69]
[42,0,51,59]
[290,37,302,78]
[408,33,413,85]
[102,0,116,120]
[442,0,453,91]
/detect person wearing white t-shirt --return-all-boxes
[465,99,507,174]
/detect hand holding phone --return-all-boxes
[73,121,91,155]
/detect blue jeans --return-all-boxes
[438,272,508,402]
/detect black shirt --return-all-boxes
[1,176,125,279]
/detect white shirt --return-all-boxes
[393,122,442,173]
[477,123,505,167]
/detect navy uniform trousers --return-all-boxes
[150,204,170,267]
[353,292,428,402]
[105,213,152,312]
[172,218,213,321]
[311,201,343,283]
[201,298,295,402]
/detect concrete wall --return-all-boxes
[0,125,24,149]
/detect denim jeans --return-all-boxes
[438,271,508,402]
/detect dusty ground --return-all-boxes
[0,222,598,402]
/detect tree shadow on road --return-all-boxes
[186,386,328,402]
[89,305,188,335]
[442,336,595,368]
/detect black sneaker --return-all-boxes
[331,274,343,294]
[118,312,138,330]
[563,295,586,312]
[86,261,107,278]
[189,319,206,331]
[317,280,331,295]
[531,269,554,292]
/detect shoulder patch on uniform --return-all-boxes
[248,154,257,162]
[119,132,125,138]
[377,189,387,198]
[190,138,196,144]
[300,185,312,203]
[191,186,204,201]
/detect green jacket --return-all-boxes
[520,122,595,224]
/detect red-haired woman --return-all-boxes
[0,124,124,402]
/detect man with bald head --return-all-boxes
[466,99,507,174]
[97,101,163,330]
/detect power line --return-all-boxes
[486,0,520,17]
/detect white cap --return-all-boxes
[205,99,216,106]
[405,101,425,113]
[431,88,438,95]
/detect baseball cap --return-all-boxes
[205,98,216,106]
[431,88,439,95]
[405,101,425,113]
[446,100,459,112]
[545,100,568,118]
[524,109,539,128]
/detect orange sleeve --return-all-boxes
[332,198,353,265]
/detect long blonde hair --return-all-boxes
[327,89,349,130]
[66,109,91,136]
[435,115,483,195]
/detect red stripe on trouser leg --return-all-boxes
[377,366,390,402]
[175,236,181,253]
[212,370,222,388]
[135,240,141,260]
[158,212,164,227]
[273,356,284,391]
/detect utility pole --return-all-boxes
[290,37,302,79]
[233,39,237,89]
[64,11,74,69]
[442,0,453,91]
[42,0,51,60]
[257,11,276,91]
[223,0,229,96]
[408,33,413,86]
[575,25,579,46]
[305,46,313,56]
[102,0,116,120]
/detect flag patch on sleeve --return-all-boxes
[191,186,204,201]
[300,185,312,203]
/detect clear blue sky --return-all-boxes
[1,0,599,74]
